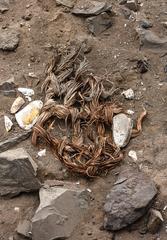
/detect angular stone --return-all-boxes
[72,1,112,17]
[10,96,25,114]
[55,0,76,8]
[121,7,132,19]
[125,0,139,12]
[104,167,157,231]
[86,12,112,36]
[0,131,31,153]
[0,77,16,97]
[32,181,90,240]
[0,0,9,13]
[112,113,133,148]
[139,19,153,29]
[0,148,41,197]
[0,29,20,51]
[137,28,167,50]
[122,88,134,99]
[22,10,32,21]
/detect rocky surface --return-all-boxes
[0,0,166,239]
[32,181,90,240]
[0,29,20,51]
[0,148,40,197]
[104,167,157,230]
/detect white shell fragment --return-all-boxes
[126,109,134,115]
[15,100,43,130]
[10,96,25,114]
[113,113,133,148]
[37,149,46,157]
[4,116,13,132]
[18,88,34,97]
[122,88,135,100]
[128,150,138,162]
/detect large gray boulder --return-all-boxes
[104,167,157,230]
[0,148,41,198]
[32,181,91,240]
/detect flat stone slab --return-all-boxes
[72,0,112,17]
[32,181,90,240]
[86,12,112,36]
[104,167,157,230]
[0,131,31,153]
[55,0,76,8]
[0,148,41,198]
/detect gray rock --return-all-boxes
[104,167,157,231]
[0,0,9,13]
[112,113,133,148]
[0,131,31,153]
[72,0,112,17]
[139,19,153,29]
[22,11,32,21]
[125,0,139,12]
[0,77,16,97]
[0,148,40,197]
[86,12,112,36]
[32,181,90,240]
[121,7,132,19]
[0,29,20,51]
[17,220,32,238]
[137,28,167,50]
[56,0,76,8]
[119,0,127,5]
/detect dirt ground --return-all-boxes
[0,0,167,239]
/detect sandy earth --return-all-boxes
[0,0,167,239]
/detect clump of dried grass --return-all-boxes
[32,46,146,177]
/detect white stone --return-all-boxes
[126,109,134,115]
[4,115,13,132]
[113,113,133,147]
[122,88,135,99]
[15,100,43,130]
[128,150,137,161]
[38,149,46,157]
[18,87,34,97]
[10,96,25,114]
